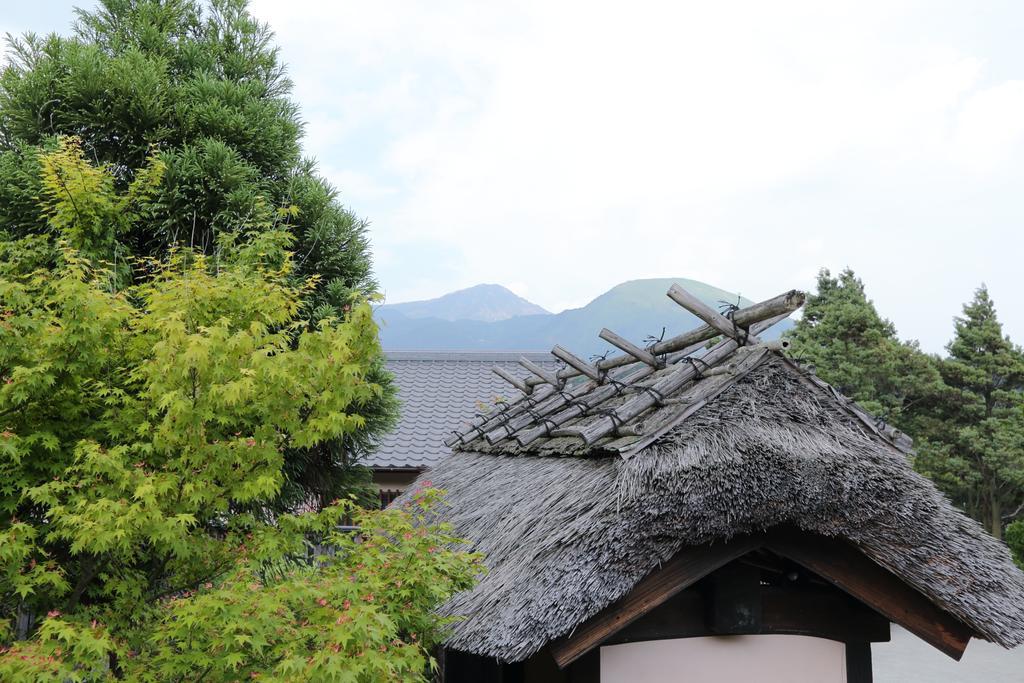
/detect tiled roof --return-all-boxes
[364,352,560,470]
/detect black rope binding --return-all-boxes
[606,375,631,395]
[522,393,542,410]
[590,350,612,385]
[539,417,560,436]
[642,385,668,405]
[525,406,548,424]
[594,407,625,429]
[644,327,668,360]
[719,297,749,345]
[684,356,713,379]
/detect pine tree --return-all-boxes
[785,268,946,436]
[925,286,1024,539]
[0,0,396,510]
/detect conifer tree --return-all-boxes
[785,268,946,437]
[0,0,396,510]
[921,286,1024,539]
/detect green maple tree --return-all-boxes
[0,141,480,681]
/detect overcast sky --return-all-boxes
[5,1,1024,352]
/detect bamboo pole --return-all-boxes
[492,366,532,394]
[565,317,786,445]
[520,357,562,387]
[510,340,711,447]
[445,288,804,447]
[519,288,803,390]
[598,328,662,367]
[551,345,602,381]
[667,283,761,344]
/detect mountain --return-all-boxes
[377,284,550,323]
[376,278,793,356]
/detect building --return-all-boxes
[367,351,560,507]
[397,284,1024,683]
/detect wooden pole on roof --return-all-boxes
[504,336,790,448]
[492,366,531,394]
[551,345,602,381]
[550,422,644,438]
[557,313,789,446]
[519,357,562,387]
[667,283,761,344]
[516,289,803,390]
[508,341,709,447]
[447,288,804,447]
[488,307,796,447]
[598,328,662,368]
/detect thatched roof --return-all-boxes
[402,284,1024,662]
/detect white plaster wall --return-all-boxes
[600,635,846,683]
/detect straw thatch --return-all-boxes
[406,354,1024,662]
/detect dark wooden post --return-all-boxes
[846,642,873,683]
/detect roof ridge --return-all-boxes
[776,355,914,453]
[446,283,806,455]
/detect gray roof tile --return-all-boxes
[364,352,560,469]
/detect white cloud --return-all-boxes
[252,0,1024,351]
[952,80,1024,174]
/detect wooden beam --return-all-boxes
[492,366,531,394]
[598,328,661,368]
[519,357,562,388]
[551,345,602,381]
[446,290,804,445]
[601,586,890,647]
[568,341,771,448]
[549,535,762,668]
[574,288,800,381]
[846,642,874,683]
[766,531,973,660]
[519,310,789,449]
[761,587,891,644]
[667,283,760,344]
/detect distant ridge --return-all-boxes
[378,284,549,323]
[376,278,792,356]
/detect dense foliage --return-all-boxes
[915,287,1024,540]
[0,143,480,680]
[0,0,396,512]
[785,269,946,436]
[788,270,1024,553]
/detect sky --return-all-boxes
[4,1,1024,353]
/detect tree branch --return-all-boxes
[65,555,101,612]
[1002,500,1024,522]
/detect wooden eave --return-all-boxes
[549,529,975,669]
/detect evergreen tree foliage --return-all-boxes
[1007,520,1024,569]
[0,0,397,510]
[791,271,1024,541]
[785,268,946,437]
[916,286,1024,539]
[0,145,479,679]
